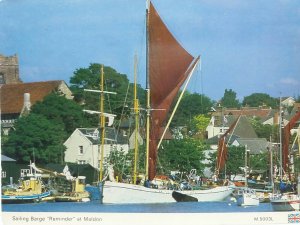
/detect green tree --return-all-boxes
[250,117,272,139]
[224,146,245,176]
[208,146,245,177]
[190,114,211,139]
[157,138,206,175]
[208,146,269,178]
[249,152,269,171]
[31,93,89,134]
[3,114,66,164]
[69,63,146,125]
[242,93,278,108]
[221,89,240,108]
[250,117,280,141]
[107,147,132,181]
[172,92,213,127]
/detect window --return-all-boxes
[78,160,86,165]
[78,146,83,155]
[0,74,5,84]
[20,169,30,177]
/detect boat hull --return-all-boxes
[55,192,90,202]
[102,181,235,204]
[237,194,259,206]
[236,188,260,206]
[271,197,300,211]
[1,191,52,204]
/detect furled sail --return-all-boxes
[282,108,300,174]
[147,2,196,180]
[215,116,240,177]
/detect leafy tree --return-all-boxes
[249,152,269,171]
[69,63,146,125]
[110,138,208,179]
[31,93,89,134]
[3,114,66,164]
[223,146,245,177]
[208,146,246,177]
[157,138,206,175]
[242,93,278,108]
[107,147,132,181]
[172,92,213,127]
[250,117,280,142]
[220,89,240,108]
[250,117,272,139]
[208,146,269,178]
[190,114,211,139]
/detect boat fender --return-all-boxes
[25,180,30,186]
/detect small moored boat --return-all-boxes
[236,188,259,206]
[1,167,51,204]
[270,193,300,211]
[54,176,90,202]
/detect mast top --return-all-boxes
[146,0,150,10]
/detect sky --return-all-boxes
[0,0,300,101]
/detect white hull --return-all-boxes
[271,194,300,211]
[103,181,235,204]
[236,189,259,206]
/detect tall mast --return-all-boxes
[244,145,249,187]
[269,136,274,193]
[133,53,139,184]
[145,0,150,180]
[83,65,116,203]
[279,96,283,180]
[99,65,105,182]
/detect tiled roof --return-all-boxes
[223,107,272,118]
[206,115,258,145]
[0,80,65,114]
[78,127,128,145]
[229,115,258,138]
[205,134,239,145]
[234,138,269,154]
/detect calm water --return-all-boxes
[2,201,273,213]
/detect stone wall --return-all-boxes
[0,54,22,84]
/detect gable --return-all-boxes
[64,128,92,146]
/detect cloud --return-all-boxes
[280,77,300,85]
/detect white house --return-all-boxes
[206,116,229,139]
[206,115,257,139]
[281,97,295,107]
[64,127,129,169]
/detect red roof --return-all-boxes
[0,80,65,114]
[223,107,272,118]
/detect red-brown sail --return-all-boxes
[282,108,300,174]
[215,116,240,176]
[147,2,195,180]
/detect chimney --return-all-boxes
[21,93,31,115]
